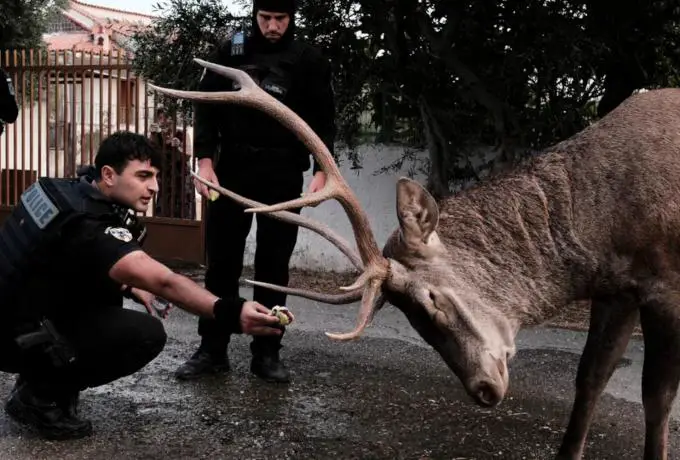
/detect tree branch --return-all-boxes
[418,96,450,199]
[414,9,520,153]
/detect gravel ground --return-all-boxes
[0,276,670,460]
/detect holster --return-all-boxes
[14,319,77,369]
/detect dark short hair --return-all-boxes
[94,131,162,178]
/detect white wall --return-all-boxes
[241,144,429,272]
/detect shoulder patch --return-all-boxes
[21,181,60,229]
[104,226,133,242]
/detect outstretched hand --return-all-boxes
[130,287,172,319]
[240,301,291,335]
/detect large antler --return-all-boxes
[192,173,364,272]
[149,59,390,340]
[192,173,364,305]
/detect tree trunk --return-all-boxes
[419,98,450,200]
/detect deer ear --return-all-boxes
[396,177,440,245]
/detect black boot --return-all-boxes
[250,335,290,383]
[4,377,93,440]
[58,391,84,421]
[174,344,229,381]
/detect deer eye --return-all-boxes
[429,291,436,302]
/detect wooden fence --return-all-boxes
[0,48,199,221]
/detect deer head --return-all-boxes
[149,60,518,407]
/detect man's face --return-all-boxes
[101,159,159,213]
[256,10,290,42]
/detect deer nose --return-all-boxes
[470,380,504,407]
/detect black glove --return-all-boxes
[213,297,247,334]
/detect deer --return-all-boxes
[151,59,680,460]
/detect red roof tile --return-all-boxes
[45,0,154,53]
[70,0,156,22]
[45,32,125,53]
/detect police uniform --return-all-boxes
[0,171,167,440]
[175,0,336,383]
[0,68,19,137]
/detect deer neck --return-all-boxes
[441,157,596,326]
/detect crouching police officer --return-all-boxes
[0,131,286,440]
[175,0,336,384]
[0,67,19,137]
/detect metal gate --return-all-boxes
[0,48,205,265]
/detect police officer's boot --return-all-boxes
[250,333,290,383]
[174,337,230,380]
[4,377,92,440]
[58,390,84,421]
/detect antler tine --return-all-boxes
[148,59,259,105]
[192,172,364,272]
[337,262,389,291]
[194,59,258,91]
[325,278,385,340]
[245,280,363,304]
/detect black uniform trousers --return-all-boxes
[198,161,304,354]
[0,306,167,398]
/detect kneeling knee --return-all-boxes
[139,315,168,361]
[118,312,168,366]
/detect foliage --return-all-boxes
[0,0,69,108]
[132,0,247,121]
[132,0,680,195]
[0,0,68,51]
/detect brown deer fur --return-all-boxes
[381,88,680,460]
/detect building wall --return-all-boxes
[238,142,507,273]
[241,144,429,273]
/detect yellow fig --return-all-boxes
[271,306,292,326]
[277,311,290,326]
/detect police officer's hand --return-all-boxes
[308,171,327,195]
[195,158,220,200]
[131,287,172,319]
[240,301,286,336]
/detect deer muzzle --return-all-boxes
[466,353,510,407]
[469,379,505,407]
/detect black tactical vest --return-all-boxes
[234,42,303,104]
[0,177,145,306]
[224,41,306,149]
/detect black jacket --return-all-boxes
[193,35,336,175]
[0,68,19,125]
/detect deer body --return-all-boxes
[152,64,680,459]
[382,88,680,459]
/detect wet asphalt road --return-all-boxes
[0,288,678,459]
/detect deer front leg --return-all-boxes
[638,295,680,460]
[556,296,639,460]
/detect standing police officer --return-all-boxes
[0,131,285,440]
[0,67,19,137]
[174,0,335,384]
